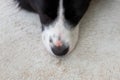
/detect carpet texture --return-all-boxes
[0,0,120,80]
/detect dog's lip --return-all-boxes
[51,46,69,56]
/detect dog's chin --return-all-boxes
[41,24,79,56]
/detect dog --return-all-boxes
[15,0,91,56]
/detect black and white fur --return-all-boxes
[16,0,91,56]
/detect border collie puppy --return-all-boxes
[16,0,91,56]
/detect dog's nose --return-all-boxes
[51,45,69,56]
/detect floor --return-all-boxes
[0,0,120,80]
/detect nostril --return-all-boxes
[51,46,69,56]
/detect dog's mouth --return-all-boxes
[51,45,69,56]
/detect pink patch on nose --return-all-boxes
[55,40,63,47]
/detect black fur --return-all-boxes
[16,0,91,27]
[16,0,36,12]
[63,0,91,26]
[16,0,59,25]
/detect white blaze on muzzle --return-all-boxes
[41,0,79,56]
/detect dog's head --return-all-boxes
[38,0,90,56]
[42,17,79,56]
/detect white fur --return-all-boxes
[42,0,79,55]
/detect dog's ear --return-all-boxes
[64,0,91,27]
[15,0,36,12]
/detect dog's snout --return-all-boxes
[51,45,69,56]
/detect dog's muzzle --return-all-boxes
[51,40,69,56]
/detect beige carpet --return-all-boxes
[0,0,120,80]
